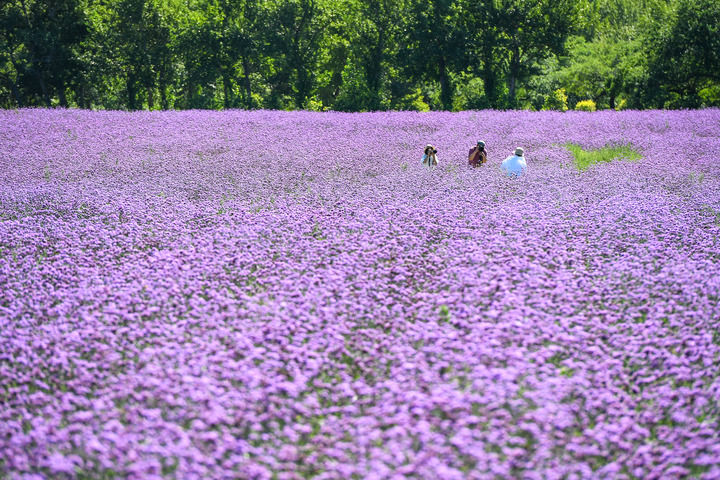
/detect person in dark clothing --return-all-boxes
[468,140,488,168]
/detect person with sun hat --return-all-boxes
[501,147,527,177]
[422,144,439,170]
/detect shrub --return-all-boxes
[575,99,597,111]
[453,76,489,111]
[542,88,568,111]
[398,88,430,112]
[306,96,326,112]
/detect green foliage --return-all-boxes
[0,0,88,107]
[534,35,647,110]
[333,66,372,112]
[264,0,329,109]
[453,74,489,111]
[575,99,596,111]
[543,88,568,111]
[397,88,430,112]
[645,0,720,108]
[699,84,720,106]
[460,0,579,109]
[574,0,671,38]
[0,0,716,111]
[565,143,642,171]
[340,0,404,111]
[403,0,466,110]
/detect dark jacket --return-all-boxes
[468,146,487,167]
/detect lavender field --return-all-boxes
[1,109,719,480]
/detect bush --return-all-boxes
[306,96,326,112]
[398,88,430,112]
[542,88,568,111]
[453,75,490,111]
[575,99,597,111]
[333,65,377,111]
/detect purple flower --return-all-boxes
[1,108,719,478]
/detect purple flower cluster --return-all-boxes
[1,109,719,479]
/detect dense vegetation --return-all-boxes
[2,108,720,479]
[1,0,718,111]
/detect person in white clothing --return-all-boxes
[422,144,439,170]
[501,147,527,177]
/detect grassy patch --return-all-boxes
[565,143,642,171]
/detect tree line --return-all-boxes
[1,0,718,111]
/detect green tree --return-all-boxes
[94,0,178,110]
[0,2,25,106]
[494,0,578,108]
[0,0,87,107]
[181,0,263,109]
[264,0,328,109]
[575,0,668,38]
[0,0,716,111]
[646,0,720,107]
[403,0,466,110]
[553,35,646,109]
[232,1,265,109]
[462,0,577,108]
[461,0,506,108]
[335,0,404,111]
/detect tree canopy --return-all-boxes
[1,0,717,110]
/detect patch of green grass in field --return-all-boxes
[565,143,642,171]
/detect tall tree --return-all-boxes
[265,0,327,109]
[403,0,466,110]
[232,1,264,109]
[0,2,25,107]
[353,0,403,109]
[96,0,177,110]
[0,0,87,107]
[0,0,716,111]
[493,0,578,108]
[547,35,646,109]
[646,0,720,107]
[462,0,505,108]
[178,0,263,109]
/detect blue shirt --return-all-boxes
[501,155,527,177]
